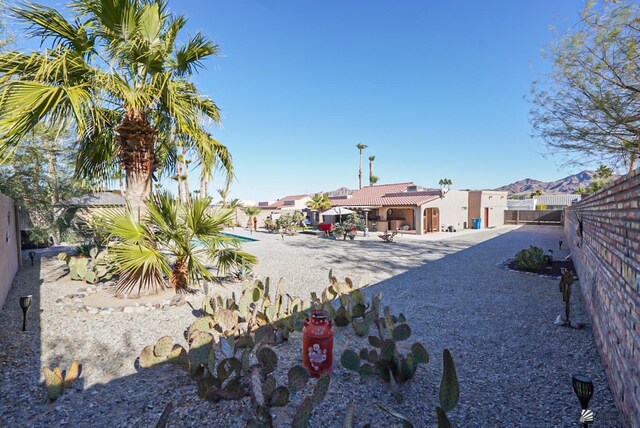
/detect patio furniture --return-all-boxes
[378,230,398,242]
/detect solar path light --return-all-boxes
[572,374,594,427]
[19,295,32,331]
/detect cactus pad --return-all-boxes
[270,386,290,407]
[288,365,310,393]
[43,367,64,401]
[154,336,174,358]
[392,323,411,341]
[257,347,278,374]
[340,349,361,372]
[411,343,429,364]
[439,348,459,412]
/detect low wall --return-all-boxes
[0,193,20,310]
[565,169,640,427]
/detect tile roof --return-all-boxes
[332,183,441,207]
[260,194,310,209]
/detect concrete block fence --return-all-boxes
[565,169,640,427]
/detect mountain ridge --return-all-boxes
[494,170,616,196]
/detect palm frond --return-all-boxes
[171,32,218,77]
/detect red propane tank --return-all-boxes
[302,310,334,377]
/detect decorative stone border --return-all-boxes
[54,284,196,314]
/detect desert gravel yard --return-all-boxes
[0,225,622,427]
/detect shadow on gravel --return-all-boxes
[0,226,622,427]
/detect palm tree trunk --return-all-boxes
[358,149,363,189]
[44,137,61,244]
[182,147,191,202]
[369,159,373,186]
[169,256,189,293]
[115,108,156,216]
[126,170,152,221]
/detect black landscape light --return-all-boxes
[572,374,594,426]
[559,240,563,250]
[19,295,32,331]
[28,251,36,266]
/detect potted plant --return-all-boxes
[348,227,357,240]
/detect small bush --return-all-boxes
[514,246,546,271]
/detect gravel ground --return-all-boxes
[0,225,622,427]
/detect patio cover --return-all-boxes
[321,207,356,216]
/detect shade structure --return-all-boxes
[320,207,356,216]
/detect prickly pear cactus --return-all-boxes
[42,360,81,401]
[436,348,459,428]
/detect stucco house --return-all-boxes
[468,190,508,229]
[258,194,311,211]
[331,182,505,234]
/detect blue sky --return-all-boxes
[15,0,589,202]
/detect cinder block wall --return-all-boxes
[564,169,640,427]
[0,193,20,309]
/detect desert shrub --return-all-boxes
[514,246,546,271]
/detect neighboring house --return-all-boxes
[535,194,581,210]
[331,182,507,234]
[507,199,536,210]
[258,194,311,211]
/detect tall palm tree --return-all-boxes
[368,155,375,186]
[306,192,331,226]
[0,0,232,215]
[218,185,231,208]
[98,193,256,294]
[356,144,368,189]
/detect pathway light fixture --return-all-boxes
[19,295,32,331]
[572,374,594,427]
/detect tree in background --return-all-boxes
[368,155,379,185]
[530,189,543,198]
[218,184,231,208]
[530,0,640,173]
[227,198,243,226]
[0,124,88,244]
[356,144,368,189]
[578,164,614,194]
[306,192,331,225]
[438,178,452,192]
[0,0,232,215]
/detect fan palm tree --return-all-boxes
[306,192,331,226]
[0,0,232,215]
[97,193,256,294]
[368,155,375,186]
[356,144,368,189]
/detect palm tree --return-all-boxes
[227,198,243,227]
[306,192,331,226]
[0,0,232,215]
[218,185,231,208]
[356,144,368,189]
[370,175,379,184]
[368,155,375,186]
[438,178,452,192]
[98,193,256,294]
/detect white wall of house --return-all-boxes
[0,193,20,310]
[418,190,470,233]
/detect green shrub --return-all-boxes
[514,246,546,271]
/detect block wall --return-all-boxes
[565,169,640,427]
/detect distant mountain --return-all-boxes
[326,187,354,197]
[495,170,618,196]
